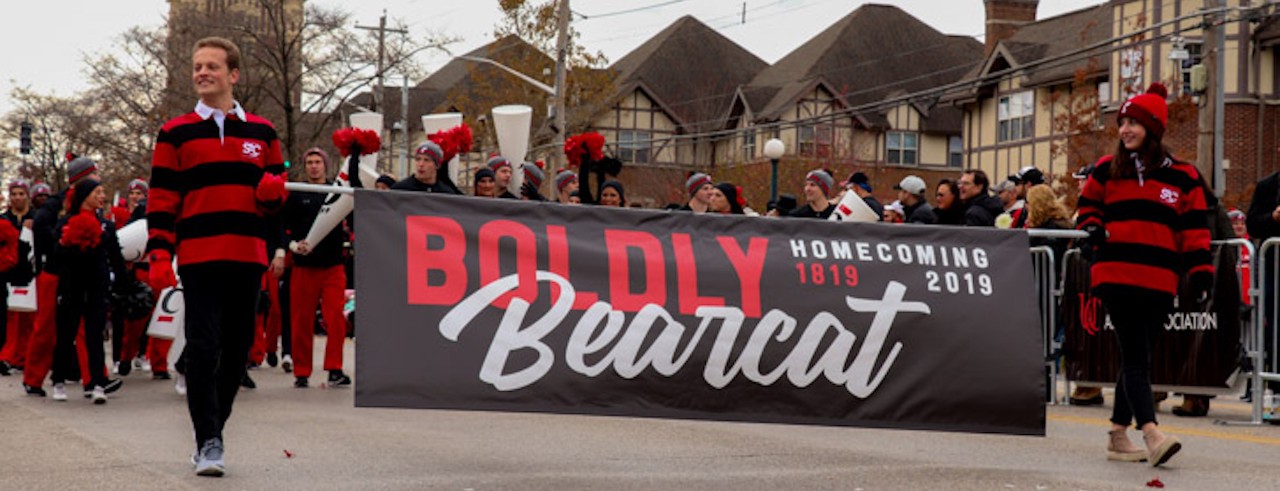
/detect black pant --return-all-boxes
[1102,289,1173,429]
[53,281,108,388]
[179,262,263,446]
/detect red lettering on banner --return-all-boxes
[605,229,666,312]
[546,225,599,310]
[718,236,768,318]
[406,216,467,306]
[478,220,538,309]
[671,233,724,315]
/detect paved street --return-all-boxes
[2,337,1278,490]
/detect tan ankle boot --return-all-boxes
[1107,429,1147,462]
[1143,431,1182,467]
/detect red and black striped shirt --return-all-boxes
[146,107,285,267]
[1076,154,1213,296]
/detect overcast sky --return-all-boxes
[0,0,1098,117]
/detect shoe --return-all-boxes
[241,373,256,389]
[175,374,187,396]
[1172,395,1210,417]
[102,378,123,394]
[281,355,293,373]
[1069,387,1104,406]
[1153,391,1168,405]
[153,370,172,380]
[328,370,352,387]
[83,385,94,399]
[52,383,68,401]
[0,361,11,376]
[246,362,260,371]
[193,437,226,477]
[266,352,278,368]
[118,360,132,377]
[134,356,147,371]
[24,384,46,397]
[294,377,308,388]
[92,386,107,405]
[112,361,120,375]
[1106,429,1148,462]
[1144,432,1182,467]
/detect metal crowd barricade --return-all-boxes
[1025,229,1088,405]
[1244,238,1280,425]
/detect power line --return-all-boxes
[577,0,692,20]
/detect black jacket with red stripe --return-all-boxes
[146,110,285,267]
[1076,154,1213,297]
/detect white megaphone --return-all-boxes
[148,284,184,341]
[347,112,384,187]
[19,226,33,264]
[492,105,532,195]
[422,113,463,183]
[828,191,881,223]
[117,219,147,262]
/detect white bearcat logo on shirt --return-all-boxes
[242,142,263,159]
[1159,188,1179,204]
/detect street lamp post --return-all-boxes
[764,138,785,201]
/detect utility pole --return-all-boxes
[551,0,571,200]
[1195,2,1220,190]
[1212,2,1226,197]
[356,10,408,113]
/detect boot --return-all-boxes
[1106,429,1147,462]
[1172,395,1209,417]
[1070,386,1104,406]
[1143,429,1182,467]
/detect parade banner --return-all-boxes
[1062,245,1243,390]
[355,190,1046,435]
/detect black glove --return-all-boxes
[1189,271,1214,307]
[521,181,545,202]
[1078,223,1106,261]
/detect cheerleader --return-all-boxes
[47,178,128,403]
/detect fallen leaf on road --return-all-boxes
[283,449,294,458]
[1145,477,1164,488]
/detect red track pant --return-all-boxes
[23,272,103,387]
[290,265,346,378]
[249,271,281,365]
[2,310,35,367]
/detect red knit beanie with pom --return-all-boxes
[1118,82,1169,140]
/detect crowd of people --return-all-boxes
[6,34,1280,478]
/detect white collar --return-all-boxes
[195,100,246,121]
[195,100,246,143]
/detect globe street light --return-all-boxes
[763,138,785,201]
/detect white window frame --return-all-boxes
[886,131,919,166]
[948,136,963,167]
[618,130,652,164]
[997,91,1035,143]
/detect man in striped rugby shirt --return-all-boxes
[146,36,288,477]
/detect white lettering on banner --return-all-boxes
[788,240,990,271]
[1165,312,1217,331]
[439,271,931,397]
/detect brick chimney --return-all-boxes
[984,0,1039,57]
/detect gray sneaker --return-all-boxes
[193,437,225,477]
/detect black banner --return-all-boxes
[354,190,1046,435]
[1062,245,1243,390]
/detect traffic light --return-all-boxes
[284,160,291,169]
[19,121,32,155]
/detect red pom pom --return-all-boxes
[332,128,382,157]
[356,129,381,155]
[564,132,605,169]
[1146,82,1168,99]
[60,210,103,251]
[0,220,18,272]
[428,124,474,163]
[256,172,288,210]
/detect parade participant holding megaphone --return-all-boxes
[283,147,353,388]
[2,179,36,375]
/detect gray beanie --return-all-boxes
[523,163,545,188]
[806,169,834,197]
[67,157,99,184]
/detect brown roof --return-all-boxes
[952,4,1111,98]
[609,15,768,134]
[741,4,983,121]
